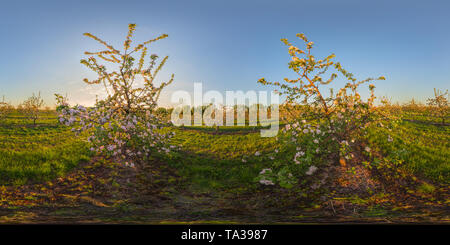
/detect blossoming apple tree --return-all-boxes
[257,34,388,188]
[0,96,13,124]
[56,24,175,169]
[426,88,448,125]
[22,92,45,125]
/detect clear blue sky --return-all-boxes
[0,0,449,107]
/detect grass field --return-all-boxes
[367,120,449,183]
[0,114,91,185]
[0,109,448,223]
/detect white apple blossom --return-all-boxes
[305,165,318,175]
[259,179,275,185]
[260,168,272,174]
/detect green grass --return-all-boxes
[165,127,277,192]
[401,109,448,124]
[0,115,91,185]
[367,120,449,183]
[0,110,448,191]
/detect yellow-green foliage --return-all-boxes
[418,182,436,194]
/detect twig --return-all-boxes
[330,200,336,215]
